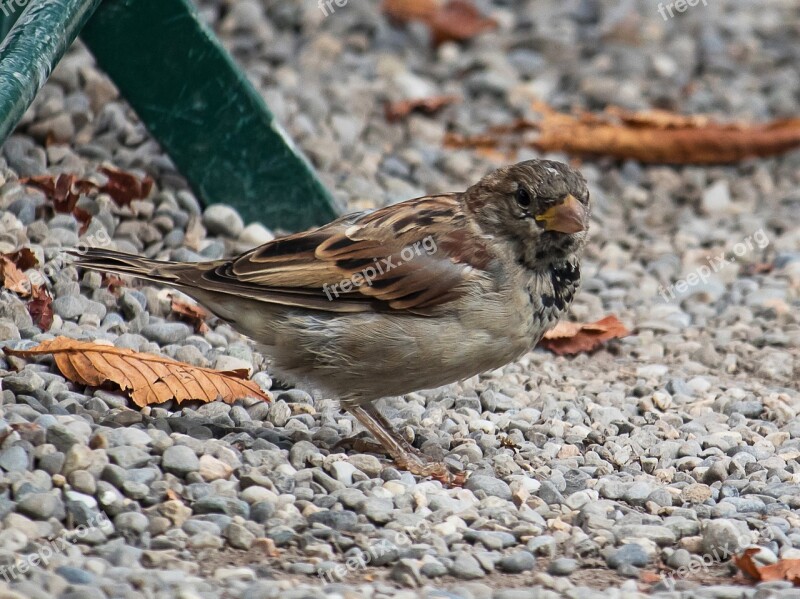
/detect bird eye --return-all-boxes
[515,187,531,208]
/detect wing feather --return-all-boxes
[193,194,496,314]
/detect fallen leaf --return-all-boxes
[382,0,436,22]
[734,548,800,585]
[28,286,53,331]
[382,0,496,47]
[639,570,663,585]
[103,274,126,293]
[98,166,154,207]
[22,173,94,234]
[0,249,37,296]
[734,548,763,582]
[170,296,210,334]
[444,102,800,164]
[539,315,631,355]
[4,248,39,271]
[4,337,271,407]
[385,95,460,122]
[22,167,153,232]
[429,0,497,46]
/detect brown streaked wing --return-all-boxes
[199,194,496,313]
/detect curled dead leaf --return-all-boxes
[445,102,800,164]
[382,0,496,47]
[98,166,154,207]
[4,337,271,407]
[22,167,153,234]
[539,315,631,355]
[28,286,54,331]
[170,296,210,334]
[734,548,800,585]
[0,249,36,296]
[385,95,460,122]
[21,173,94,234]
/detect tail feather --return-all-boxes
[67,248,187,286]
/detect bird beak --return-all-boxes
[534,194,586,234]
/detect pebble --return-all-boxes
[161,445,200,476]
[140,322,193,344]
[203,204,244,237]
[607,544,650,569]
[450,553,485,579]
[465,475,512,501]
[497,551,536,573]
[548,557,578,576]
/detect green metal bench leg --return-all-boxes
[1,0,340,232]
[81,0,340,231]
[0,0,103,143]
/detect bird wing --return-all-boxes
[191,194,496,314]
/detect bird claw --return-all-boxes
[393,454,469,488]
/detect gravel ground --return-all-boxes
[1,0,799,598]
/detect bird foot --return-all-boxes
[344,403,468,487]
[394,452,468,487]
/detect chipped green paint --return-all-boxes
[82,0,340,231]
[0,0,103,143]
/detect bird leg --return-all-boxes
[345,402,466,486]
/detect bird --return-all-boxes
[71,159,591,485]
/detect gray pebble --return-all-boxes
[161,445,200,476]
[203,204,244,237]
[548,557,579,576]
[0,445,31,472]
[497,551,536,573]
[607,544,650,569]
[465,475,512,501]
[140,322,193,345]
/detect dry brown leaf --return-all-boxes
[99,166,154,207]
[385,95,460,122]
[429,0,497,46]
[382,0,496,47]
[5,248,38,271]
[539,315,631,355]
[22,173,94,234]
[0,250,35,296]
[639,570,663,585]
[22,167,153,232]
[4,337,271,407]
[444,102,800,164]
[382,0,437,22]
[170,296,210,334]
[103,274,126,294]
[28,286,53,331]
[734,548,800,585]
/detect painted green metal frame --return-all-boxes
[0,0,339,232]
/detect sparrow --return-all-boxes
[71,159,591,484]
